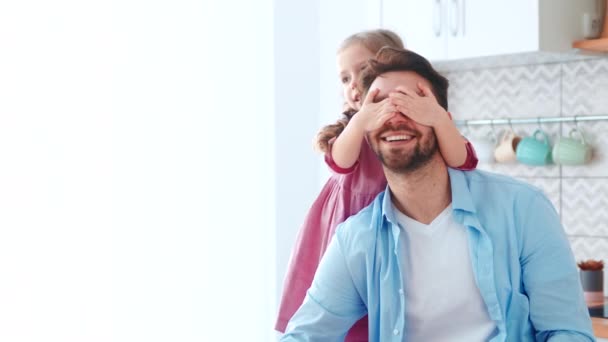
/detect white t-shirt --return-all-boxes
[394,204,497,342]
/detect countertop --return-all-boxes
[588,297,608,339]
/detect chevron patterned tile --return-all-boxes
[515,177,560,215]
[435,52,599,73]
[568,236,608,266]
[562,178,608,236]
[560,121,608,177]
[446,63,560,121]
[562,58,608,116]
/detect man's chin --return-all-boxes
[379,154,414,172]
[380,149,439,173]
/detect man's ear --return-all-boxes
[446,111,453,120]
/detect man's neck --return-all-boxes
[385,155,452,225]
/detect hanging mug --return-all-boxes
[516,129,552,166]
[494,129,522,163]
[552,128,592,165]
[468,130,496,163]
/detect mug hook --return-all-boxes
[489,119,497,140]
[463,119,470,136]
[508,118,514,132]
[574,115,581,131]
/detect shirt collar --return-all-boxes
[381,187,398,226]
[448,168,476,214]
[381,168,476,226]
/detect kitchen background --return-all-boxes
[303,1,608,302]
[1,0,606,341]
[441,55,608,294]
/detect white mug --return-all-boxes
[494,130,522,163]
[469,132,496,164]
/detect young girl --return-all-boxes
[276,29,477,341]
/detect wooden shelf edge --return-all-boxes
[592,317,608,338]
[573,38,608,52]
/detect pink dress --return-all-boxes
[276,139,478,341]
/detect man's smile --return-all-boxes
[380,130,418,145]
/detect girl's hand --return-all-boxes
[388,82,450,128]
[352,88,397,132]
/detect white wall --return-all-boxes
[0,1,275,341]
[274,0,321,314]
[273,0,378,338]
[0,0,384,339]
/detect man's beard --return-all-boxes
[371,125,439,174]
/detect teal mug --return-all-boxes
[552,128,591,165]
[516,129,552,166]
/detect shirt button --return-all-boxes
[393,329,399,335]
[398,288,404,294]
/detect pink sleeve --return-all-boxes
[324,139,359,174]
[453,140,478,171]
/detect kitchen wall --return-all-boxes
[440,54,608,291]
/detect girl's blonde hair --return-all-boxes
[315,29,404,153]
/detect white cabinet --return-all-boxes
[446,0,538,59]
[382,0,446,60]
[381,0,599,61]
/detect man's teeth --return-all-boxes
[385,135,412,142]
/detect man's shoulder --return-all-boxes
[334,191,385,248]
[463,169,544,199]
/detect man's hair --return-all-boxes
[360,47,449,110]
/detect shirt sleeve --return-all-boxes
[452,140,478,171]
[280,232,366,341]
[519,192,595,342]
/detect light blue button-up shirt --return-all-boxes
[282,169,595,342]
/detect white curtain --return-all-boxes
[0,1,276,341]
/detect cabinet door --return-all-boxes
[446,0,538,59]
[382,0,447,61]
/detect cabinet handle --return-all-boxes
[461,0,465,35]
[449,0,460,36]
[433,0,442,37]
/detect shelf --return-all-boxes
[588,297,608,338]
[573,38,608,52]
[574,0,608,53]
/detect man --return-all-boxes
[281,47,594,341]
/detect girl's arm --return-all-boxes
[389,82,476,169]
[331,89,394,169]
[432,114,470,167]
[330,112,367,169]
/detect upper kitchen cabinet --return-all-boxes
[382,0,447,60]
[381,0,600,61]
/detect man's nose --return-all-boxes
[385,111,410,126]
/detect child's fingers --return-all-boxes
[376,112,395,128]
[363,88,380,105]
[393,104,409,116]
[390,103,404,115]
[417,82,437,100]
[388,94,410,108]
[393,86,418,98]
